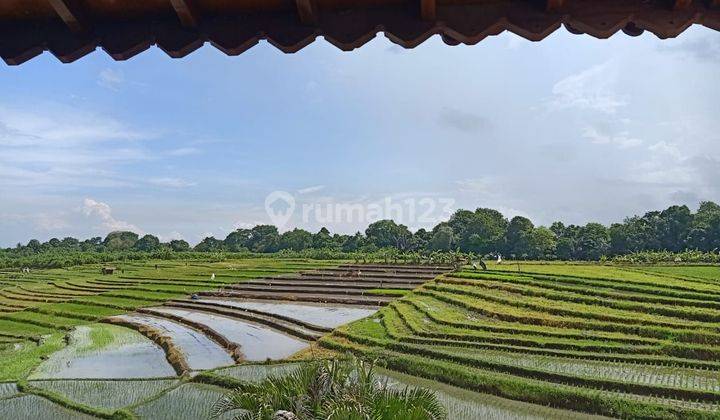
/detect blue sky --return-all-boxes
[1,27,719,246]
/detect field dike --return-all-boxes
[136,308,244,363]
[335,327,720,403]
[318,335,718,420]
[102,317,190,376]
[199,290,392,306]
[164,300,327,340]
[16,380,136,419]
[170,300,332,333]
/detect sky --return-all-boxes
[1,26,719,247]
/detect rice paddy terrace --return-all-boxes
[1,260,719,419]
[324,263,720,419]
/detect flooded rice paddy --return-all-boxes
[214,362,302,381]
[30,324,175,379]
[133,383,235,420]
[0,382,18,398]
[32,379,179,410]
[0,394,96,420]
[199,298,378,328]
[114,314,235,370]
[150,307,309,360]
[380,369,611,420]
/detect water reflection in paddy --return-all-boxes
[115,314,234,370]
[30,325,175,379]
[151,307,309,361]
[199,299,377,328]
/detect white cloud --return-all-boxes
[582,126,643,149]
[455,178,494,195]
[298,185,325,194]
[550,61,626,114]
[168,147,201,156]
[34,214,71,231]
[81,198,141,233]
[148,177,197,188]
[0,103,152,190]
[648,141,684,160]
[0,104,145,147]
[98,68,125,91]
[159,231,185,242]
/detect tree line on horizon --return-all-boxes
[3,201,720,261]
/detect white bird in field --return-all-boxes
[497,255,502,264]
[211,273,215,280]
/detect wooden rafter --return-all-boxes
[420,0,436,20]
[546,0,565,11]
[170,0,200,28]
[296,0,319,25]
[47,0,88,33]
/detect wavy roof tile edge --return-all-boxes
[1,0,719,65]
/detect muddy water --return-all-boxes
[150,307,309,360]
[380,369,612,420]
[198,299,377,328]
[30,325,175,379]
[115,314,234,370]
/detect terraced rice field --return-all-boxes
[2,260,719,418]
[321,263,720,419]
[0,259,334,380]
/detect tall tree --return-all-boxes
[103,231,139,251]
[575,223,610,260]
[247,225,280,253]
[505,216,534,257]
[224,229,252,251]
[428,226,454,251]
[688,201,720,251]
[279,228,314,251]
[194,236,223,252]
[168,239,190,252]
[452,208,508,255]
[133,234,161,252]
[365,220,412,250]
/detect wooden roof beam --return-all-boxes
[421,0,436,20]
[546,0,565,11]
[296,0,319,25]
[170,0,200,28]
[47,0,89,33]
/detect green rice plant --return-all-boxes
[439,276,720,322]
[318,335,719,419]
[425,282,719,331]
[449,271,720,310]
[0,394,97,420]
[0,382,18,398]
[31,379,179,410]
[210,358,447,420]
[132,383,230,420]
[0,334,65,381]
[212,363,302,382]
[417,288,720,348]
[16,380,135,419]
[366,288,411,297]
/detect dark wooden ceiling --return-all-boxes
[1,0,718,65]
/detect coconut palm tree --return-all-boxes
[211,358,446,420]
